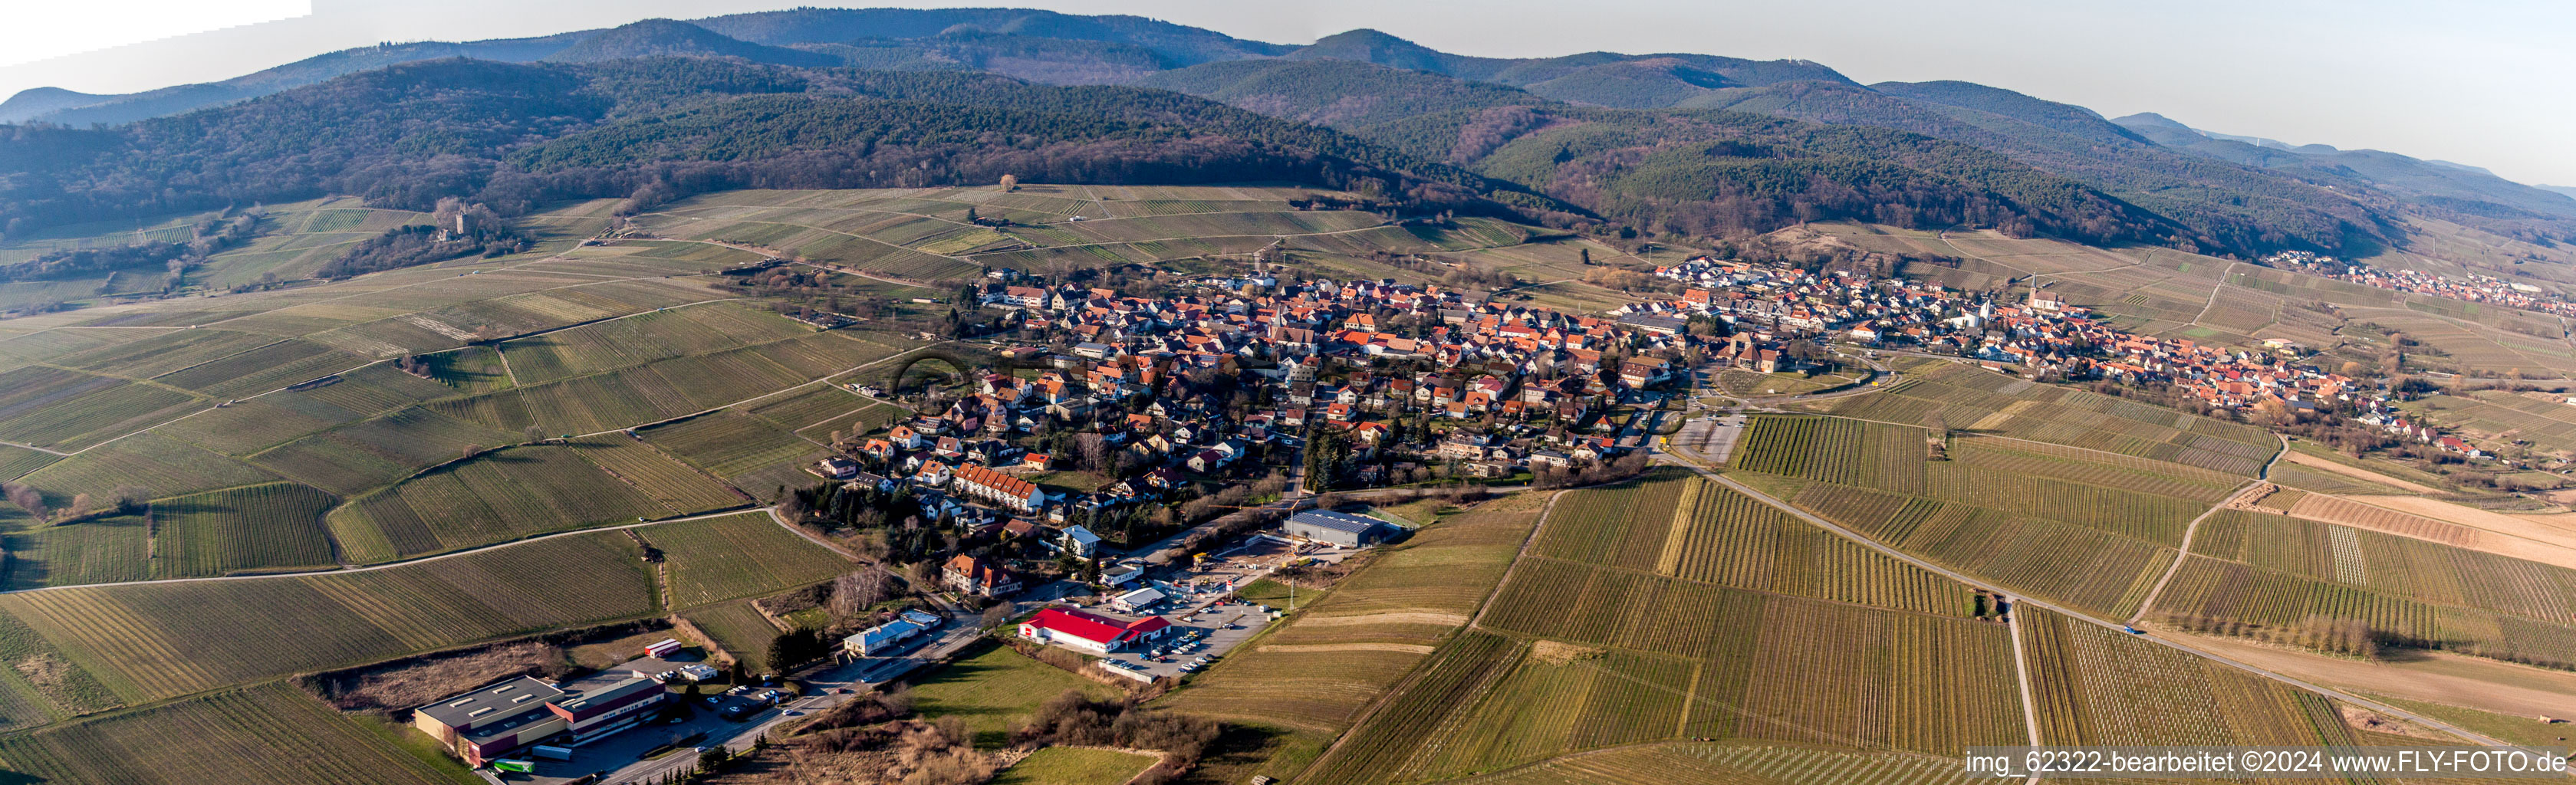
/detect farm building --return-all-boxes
[1285,511,1394,547]
[414,672,669,766]
[943,553,1022,597]
[1019,607,1171,654]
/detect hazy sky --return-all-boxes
[8,0,2572,186]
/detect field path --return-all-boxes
[2187,261,2243,327]
[2005,599,2045,748]
[0,438,68,456]
[2130,481,2262,625]
[1675,464,2512,747]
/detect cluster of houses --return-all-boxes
[1639,257,2387,409]
[1633,255,2500,460]
[2269,251,2573,317]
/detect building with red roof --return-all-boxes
[1018,607,1173,654]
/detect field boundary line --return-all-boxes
[2130,481,2260,625]
[1683,464,2512,747]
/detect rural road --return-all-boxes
[2129,481,2265,625]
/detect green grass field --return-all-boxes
[909,641,1121,748]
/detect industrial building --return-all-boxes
[413,670,669,767]
[1284,510,1394,547]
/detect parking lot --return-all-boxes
[483,610,985,785]
[1096,599,1275,680]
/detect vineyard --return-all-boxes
[21,430,282,502]
[151,482,339,578]
[324,444,674,563]
[1726,416,1926,494]
[650,512,854,608]
[564,435,747,512]
[0,530,654,702]
[2,514,150,590]
[682,599,786,672]
[1807,360,2275,476]
[0,682,469,785]
[1791,484,2177,618]
[1443,743,1979,785]
[496,303,809,386]
[2020,607,2365,746]
[1161,505,1540,732]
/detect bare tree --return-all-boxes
[2,482,48,523]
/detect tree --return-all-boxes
[107,485,150,514]
[966,206,980,225]
[998,174,1019,192]
[830,570,896,619]
[2,482,48,523]
[980,603,1014,629]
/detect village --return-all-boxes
[2267,250,2576,318]
[1630,255,2496,458]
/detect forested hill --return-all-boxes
[5,6,2569,257]
[0,58,1569,238]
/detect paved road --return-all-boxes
[599,612,989,785]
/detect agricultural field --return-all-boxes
[1790,483,2176,618]
[0,514,152,590]
[1439,742,1979,785]
[907,641,1122,748]
[0,366,202,452]
[0,530,654,702]
[0,682,472,785]
[1159,503,1541,732]
[18,429,283,504]
[681,599,786,672]
[649,511,854,608]
[1801,360,2278,477]
[1531,474,1976,616]
[148,482,340,579]
[2020,606,2369,747]
[2149,506,2576,667]
[992,747,1156,785]
[641,409,828,496]
[323,444,678,563]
